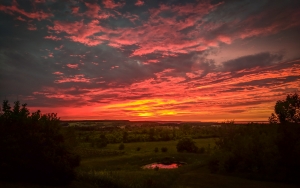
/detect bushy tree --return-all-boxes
[176,137,198,153]
[269,93,300,124]
[91,133,108,148]
[119,143,125,150]
[209,123,300,184]
[0,100,80,185]
[209,125,278,174]
[161,147,168,152]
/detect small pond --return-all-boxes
[142,162,186,169]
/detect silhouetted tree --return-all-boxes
[119,143,125,150]
[148,128,155,141]
[176,137,198,153]
[122,130,128,143]
[269,93,300,124]
[91,133,108,148]
[0,100,80,185]
[179,124,192,135]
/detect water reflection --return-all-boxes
[142,163,181,169]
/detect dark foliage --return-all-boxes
[0,100,80,185]
[276,123,300,183]
[198,147,205,154]
[161,147,168,152]
[122,131,128,143]
[269,93,300,124]
[208,123,300,184]
[119,143,125,150]
[91,133,108,148]
[176,137,198,153]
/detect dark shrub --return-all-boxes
[198,147,205,154]
[209,124,278,174]
[0,100,80,185]
[276,123,300,183]
[269,93,300,124]
[176,137,198,153]
[209,123,300,184]
[119,143,125,150]
[91,134,108,148]
[136,147,141,151]
[161,147,168,152]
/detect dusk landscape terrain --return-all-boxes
[0,0,300,187]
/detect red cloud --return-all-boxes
[143,59,160,64]
[55,74,91,83]
[0,1,53,20]
[83,2,111,19]
[54,45,63,50]
[135,0,144,6]
[123,12,139,23]
[44,35,62,41]
[102,0,124,9]
[71,6,79,14]
[52,71,64,75]
[66,64,78,69]
[16,16,26,21]
[110,65,119,69]
[48,19,107,46]
[35,0,46,3]
[217,35,232,44]
[84,2,101,18]
[27,23,37,30]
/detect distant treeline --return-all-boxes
[71,123,225,146]
[61,120,130,123]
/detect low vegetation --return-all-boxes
[176,137,198,153]
[0,100,80,185]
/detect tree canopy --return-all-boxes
[0,100,80,185]
[269,93,300,124]
[176,137,198,153]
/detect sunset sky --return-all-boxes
[1,0,300,121]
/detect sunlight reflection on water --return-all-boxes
[142,163,181,169]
